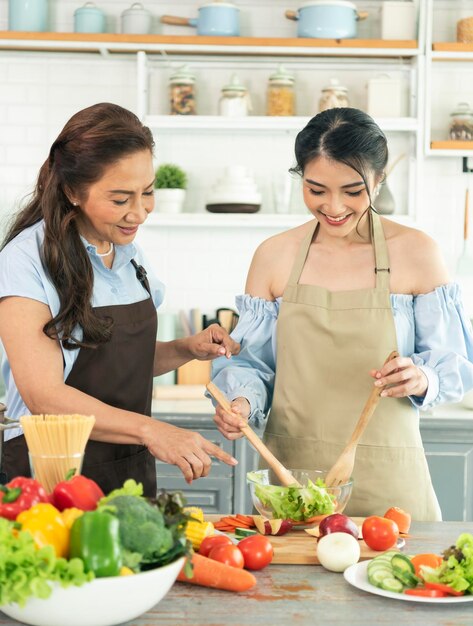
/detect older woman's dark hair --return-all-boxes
[3,102,154,349]
[290,108,388,205]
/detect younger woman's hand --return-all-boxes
[213,397,251,440]
[369,355,428,399]
[187,324,240,360]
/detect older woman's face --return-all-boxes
[302,155,377,236]
[74,149,155,249]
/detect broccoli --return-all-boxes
[103,495,174,564]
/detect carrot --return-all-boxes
[177,553,257,592]
[221,517,250,528]
[236,514,255,527]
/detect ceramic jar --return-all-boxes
[449,103,473,141]
[121,3,152,35]
[9,0,48,32]
[267,65,295,116]
[319,78,350,111]
[74,2,106,34]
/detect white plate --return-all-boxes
[344,560,473,604]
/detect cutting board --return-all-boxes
[206,516,395,565]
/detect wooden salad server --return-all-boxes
[206,381,301,488]
[325,350,400,488]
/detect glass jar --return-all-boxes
[219,75,250,117]
[169,65,196,115]
[319,78,350,112]
[449,102,473,140]
[266,65,295,116]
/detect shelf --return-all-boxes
[429,141,473,156]
[431,43,473,61]
[0,31,419,57]
[145,115,419,133]
[143,212,413,229]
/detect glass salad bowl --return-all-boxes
[247,469,353,525]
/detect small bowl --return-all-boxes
[247,469,353,524]
[1,556,185,626]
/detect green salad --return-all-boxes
[422,532,473,594]
[248,472,335,521]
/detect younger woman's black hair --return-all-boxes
[290,107,389,214]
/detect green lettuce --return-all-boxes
[248,473,335,521]
[0,518,93,607]
[422,532,473,594]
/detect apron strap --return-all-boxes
[131,258,152,296]
[287,220,319,286]
[370,210,391,290]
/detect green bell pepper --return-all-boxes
[70,511,122,577]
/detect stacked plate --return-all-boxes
[206,166,261,213]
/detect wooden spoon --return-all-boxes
[325,350,399,488]
[206,381,301,487]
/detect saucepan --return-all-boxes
[161,1,240,37]
[285,0,368,39]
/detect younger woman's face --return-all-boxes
[302,155,378,237]
[74,149,155,250]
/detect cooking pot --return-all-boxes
[121,2,152,35]
[8,0,48,32]
[285,0,368,39]
[161,1,240,37]
[74,2,106,34]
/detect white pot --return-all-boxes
[155,188,186,214]
[121,2,152,34]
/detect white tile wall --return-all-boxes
[0,0,469,318]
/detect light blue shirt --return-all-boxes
[211,286,473,427]
[0,221,165,436]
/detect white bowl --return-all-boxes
[1,556,185,626]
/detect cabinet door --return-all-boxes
[424,442,473,521]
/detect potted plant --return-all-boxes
[154,163,187,214]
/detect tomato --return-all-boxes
[383,507,411,534]
[208,544,245,569]
[404,588,447,598]
[410,553,443,578]
[424,582,465,596]
[238,535,273,571]
[199,535,232,557]
[362,516,399,551]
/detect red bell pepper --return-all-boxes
[52,469,104,512]
[424,582,465,596]
[0,477,50,520]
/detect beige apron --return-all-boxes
[263,211,441,521]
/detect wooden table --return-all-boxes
[1,521,472,626]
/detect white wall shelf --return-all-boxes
[145,115,419,133]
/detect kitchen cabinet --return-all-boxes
[425,0,473,157]
[152,398,473,521]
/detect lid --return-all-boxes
[451,102,473,117]
[300,0,357,10]
[221,74,247,94]
[74,2,103,16]
[121,2,151,17]
[269,64,295,85]
[199,1,240,9]
[322,78,348,93]
[169,65,196,84]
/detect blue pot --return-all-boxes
[190,2,240,36]
[286,1,367,39]
[74,2,106,34]
[8,0,48,32]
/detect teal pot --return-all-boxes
[285,0,368,39]
[74,2,106,34]
[161,1,240,37]
[9,0,48,32]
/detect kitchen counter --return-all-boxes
[113,522,473,624]
[1,521,471,626]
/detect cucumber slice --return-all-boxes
[369,568,394,587]
[235,527,258,537]
[391,554,415,575]
[380,577,404,593]
[392,567,418,588]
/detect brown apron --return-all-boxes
[3,259,158,497]
[263,211,441,520]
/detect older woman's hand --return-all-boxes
[370,355,428,399]
[213,397,251,440]
[187,323,240,360]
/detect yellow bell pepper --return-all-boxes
[61,507,84,530]
[17,503,69,558]
[120,566,135,576]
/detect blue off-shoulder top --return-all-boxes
[211,285,473,427]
